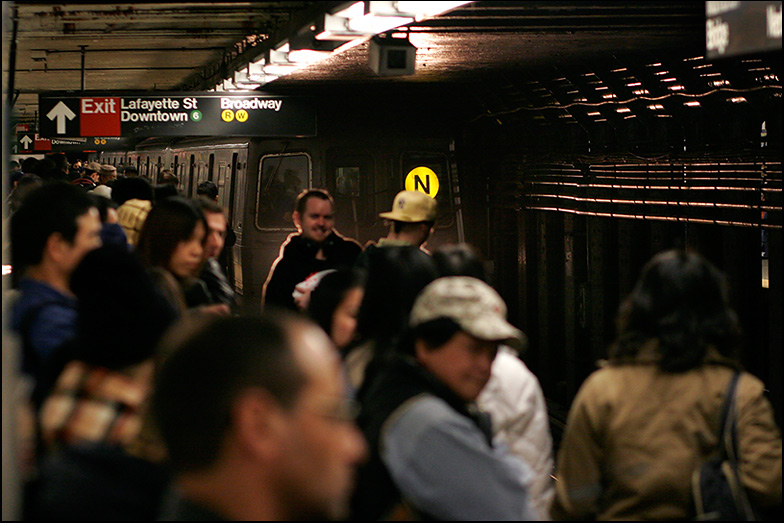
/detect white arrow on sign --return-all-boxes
[46,101,76,134]
[20,135,33,149]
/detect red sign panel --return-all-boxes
[80,97,121,136]
[34,134,52,151]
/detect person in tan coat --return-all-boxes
[552,249,781,520]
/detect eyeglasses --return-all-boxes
[306,397,361,424]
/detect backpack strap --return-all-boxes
[720,370,757,521]
[717,371,740,461]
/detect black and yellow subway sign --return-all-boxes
[405,166,440,198]
[38,91,316,138]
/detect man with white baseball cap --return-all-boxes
[350,276,536,521]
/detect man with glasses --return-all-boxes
[152,313,367,521]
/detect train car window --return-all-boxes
[173,155,179,178]
[336,167,360,197]
[326,151,376,228]
[256,153,310,230]
[401,152,453,227]
[208,154,215,182]
[145,157,150,178]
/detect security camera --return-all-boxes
[368,36,416,76]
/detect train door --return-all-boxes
[227,149,247,298]
[325,150,377,245]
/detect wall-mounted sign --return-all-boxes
[15,133,52,153]
[405,166,440,198]
[38,91,316,138]
[14,132,131,154]
[706,1,782,58]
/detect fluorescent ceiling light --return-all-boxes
[263,62,303,76]
[393,1,474,20]
[288,49,331,64]
[334,2,365,19]
[347,14,413,34]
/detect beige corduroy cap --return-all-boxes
[410,276,525,350]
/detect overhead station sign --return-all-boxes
[706,1,782,58]
[38,91,316,138]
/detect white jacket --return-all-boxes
[478,347,555,520]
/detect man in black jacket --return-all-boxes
[262,189,361,311]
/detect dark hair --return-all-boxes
[48,153,69,173]
[295,188,334,215]
[10,182,96,269]
[195,196,223,216]
[433,243,486,281]
[610,249,742,372]
[151,314,308,472]
[121,165,139,176]
[308,268,367,338]
[70,245,177,368]
[357,246,438,350]
[157,169,177,186]
[392,220,434,234]
[197,180,219,201]
[154,183,178,201]
[32,158,56,178]
[111,176,154,205]
[8,173,43,213]
[397,317,462,356]
[136,196,206,272]
[90,193,119,223]
[21,157,38,174]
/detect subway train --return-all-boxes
[98,84,464,318]
[96,52,782,429]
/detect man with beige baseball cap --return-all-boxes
[356,190,438,271]
[350,276,536,520]
[377,190,438,249]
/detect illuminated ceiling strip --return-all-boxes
[216,1,474,89]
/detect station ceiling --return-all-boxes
[1,1,720,127]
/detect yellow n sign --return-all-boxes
[405,166,439,198]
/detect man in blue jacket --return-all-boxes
[351,276,538,520]
[10,182,102,395]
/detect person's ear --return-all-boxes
[233,388,289,461]
[414,338,432,363]
[45,232,70,265]
[292,210,301,230]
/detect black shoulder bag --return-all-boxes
[692,371,757,521]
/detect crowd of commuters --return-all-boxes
[4,160,782,520]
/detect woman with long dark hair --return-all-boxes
[135,196,224,316]
[552,249,781,520]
